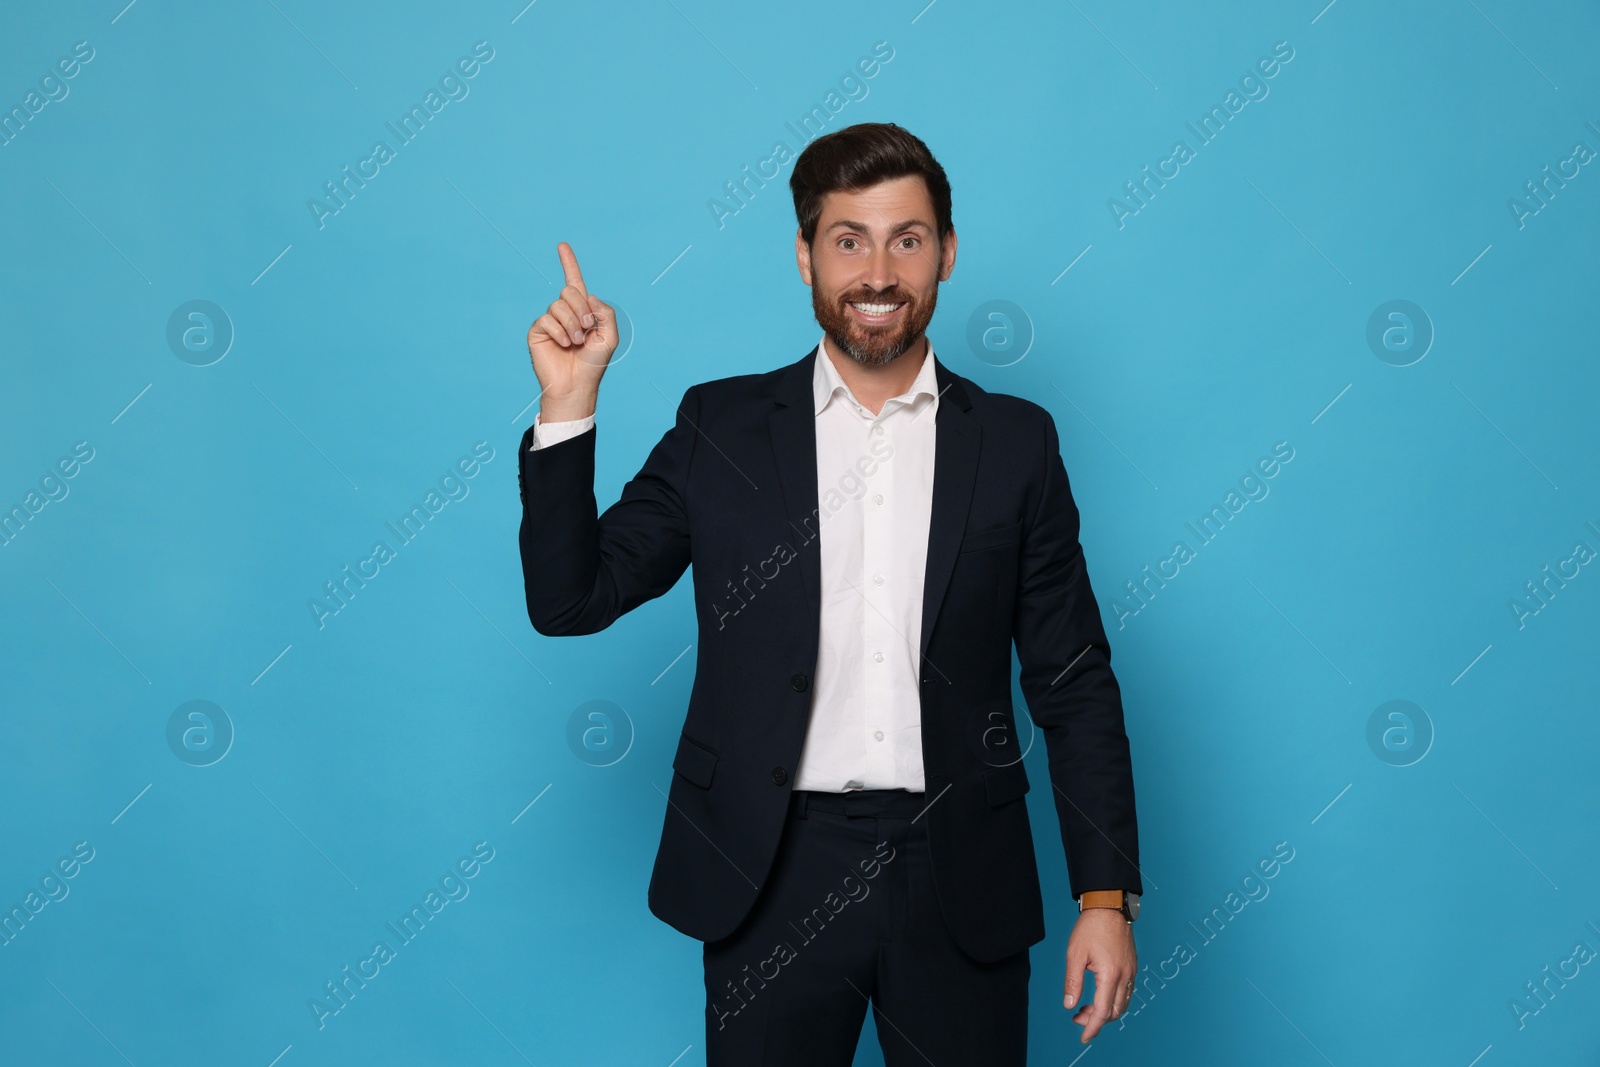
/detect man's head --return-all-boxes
[791,123,956,368]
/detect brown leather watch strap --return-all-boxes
[1079,890,1125,910]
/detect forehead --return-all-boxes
[816,174,935,231]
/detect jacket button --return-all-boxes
[771,767,788,785]
[791,673,809,692]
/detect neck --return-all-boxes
[821,333,929,416]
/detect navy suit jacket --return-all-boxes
[517,343,1142,963]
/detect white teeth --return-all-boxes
[851,302,902,315]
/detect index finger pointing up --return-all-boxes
[557,242,587,296]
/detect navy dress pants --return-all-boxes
[702,787,1030,1065]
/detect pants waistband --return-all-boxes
[792,787,929,820]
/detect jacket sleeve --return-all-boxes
[1011,405,1144,900]
[518,385,698,636]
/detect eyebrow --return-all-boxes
[823,218,932,236]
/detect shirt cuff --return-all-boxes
[530,412,595,451]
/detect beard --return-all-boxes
[812,280,938,368]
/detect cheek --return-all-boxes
[807,263,839,295]
[907,284,939,315]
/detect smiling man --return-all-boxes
[518,122,1144,1064]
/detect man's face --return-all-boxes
[797,174,957,368]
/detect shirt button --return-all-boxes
[873,574,885,586]
[873,651,884,663]
[873,493,884,505]
[791,673,809,692]
[873,730,885,742]
[873,425,884,435]
[771,767,788,785]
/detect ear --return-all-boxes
[937,226,957,282]
[795,228,813,286]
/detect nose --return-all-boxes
[861,244,899,295]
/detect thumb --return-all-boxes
[573,294,617,370]
[1063,947,1087,1009]
[585,293,614,339]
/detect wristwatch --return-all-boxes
[1078,889,1140,922]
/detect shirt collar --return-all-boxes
[812,332,939,418]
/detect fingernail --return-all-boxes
[584,314,594,327]
[1064,995,1075,1008]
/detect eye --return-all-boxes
[838,237,860,251]
[898,236,920,250]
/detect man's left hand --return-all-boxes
[1062,907,1138,1043]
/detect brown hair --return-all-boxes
[789,122,953,248]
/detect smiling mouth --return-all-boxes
[848,301,905,322]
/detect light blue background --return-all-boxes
[3,1,1597,1063]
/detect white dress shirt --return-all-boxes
[529,334,940,793]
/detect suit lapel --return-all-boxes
[768,349,824,620]
[919,356,979,673]
[767,343,980,678]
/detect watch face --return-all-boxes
[1126,894,1141,920]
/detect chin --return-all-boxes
[835,329,914,366]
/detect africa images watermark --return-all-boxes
[308,841,496,1030]
[1112,441,1296,629]
[1,841,97,949]
[1,39,96,149]
[306,41,496,230]
[707,40,896,232]
[1507,519,1599,630]
[1506,118,1600,231]
[1,440,95,550]
[710,838,898,1031]
[1509,919,1600,1031]
[308,442,495,630]
[1117,839,1297,1029]
[1108,39,1296,230]
[711,432,895,629]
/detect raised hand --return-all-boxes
[526,242,616,420]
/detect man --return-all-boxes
[518,122,1142,1064]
